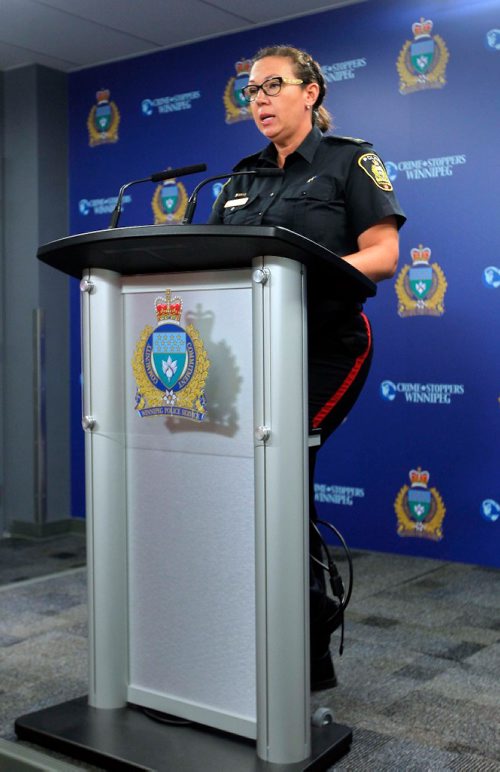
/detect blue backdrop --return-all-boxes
[68,0,500,566]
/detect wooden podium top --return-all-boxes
[37,224,376,300]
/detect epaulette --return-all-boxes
[324,135,373,147]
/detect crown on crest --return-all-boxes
[412,18,433,39]
[235,59,252,75]
[411,245,431,264]
[96,89,110,104]
[409,467,430,488]
[155,289,183,323]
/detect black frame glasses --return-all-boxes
[240,76,305,103]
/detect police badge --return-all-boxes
[395,245,447,317]
[132,290,210,421]
[87,89,120,146]
[358,153,393,191]
[151,178,188,224]
[394,468,446,541]
[224,60,253,124]
[397,18,449,95]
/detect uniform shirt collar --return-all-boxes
[260,125,322,166]
[234,125,323,170]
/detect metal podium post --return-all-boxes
[81,267,128,709]
[252,255,310,764]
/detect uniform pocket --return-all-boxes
[222,194,262,225]
[300,177,335,201]
[281,179,336,242]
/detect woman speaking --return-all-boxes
[208,45,406,690]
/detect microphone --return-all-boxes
[108,163,207,228]
[182,168,284,225]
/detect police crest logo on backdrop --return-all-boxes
[395,245,447,317]
[224,60,252,124]
[394,468,446,541]
[87,89,120,146]
[151,177,188,223]
[397,18,449,94]
[132,290,210,422]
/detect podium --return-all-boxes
[16,225,375,770]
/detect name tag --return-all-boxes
[224,197,249,208]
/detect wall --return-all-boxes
[68,0,500,565]
[1,65,71,537]
[0,72,4,533]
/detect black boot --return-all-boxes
[310,593,341,690]
[308,447,342,691]
[311,648,337,691]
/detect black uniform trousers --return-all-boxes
[307,309,373,658]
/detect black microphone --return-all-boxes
[182,168,284,225]
[108,163,207,228]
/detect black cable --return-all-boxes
[315,518,354,609]
[142,707,192,726]
[310,553,328,571]
[310,518,354,656]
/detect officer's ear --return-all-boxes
[304,82,320,110]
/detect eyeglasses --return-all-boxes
[241,76,306,103]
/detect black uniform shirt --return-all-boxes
[208,125,406,258]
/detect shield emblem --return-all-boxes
[411,38,435,74]
[409,265,433,299]
[161,182,179,215]
[95,102,112,132]
[152,328,187,390]
[233,72,249,108]
[408,488,431,522]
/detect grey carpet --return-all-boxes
[1,535,500,770]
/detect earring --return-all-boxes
[306,104,311,110]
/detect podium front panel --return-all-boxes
[81,256,311,762]
[122,270,256,737]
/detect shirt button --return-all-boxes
[269,192,275,197]
[258,211,263,216]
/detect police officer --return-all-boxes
[209,45,406,690]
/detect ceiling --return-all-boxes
[0,0,366,73]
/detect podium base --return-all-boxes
[15,696,352,771]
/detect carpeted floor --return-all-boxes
[1,534,500,770]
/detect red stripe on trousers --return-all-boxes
[312,312,372,430]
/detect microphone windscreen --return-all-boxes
[151,163,207,182]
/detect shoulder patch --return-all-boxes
[325,135,373,146]
[357,152,393,191]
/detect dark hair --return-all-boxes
[252,45,332,133]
